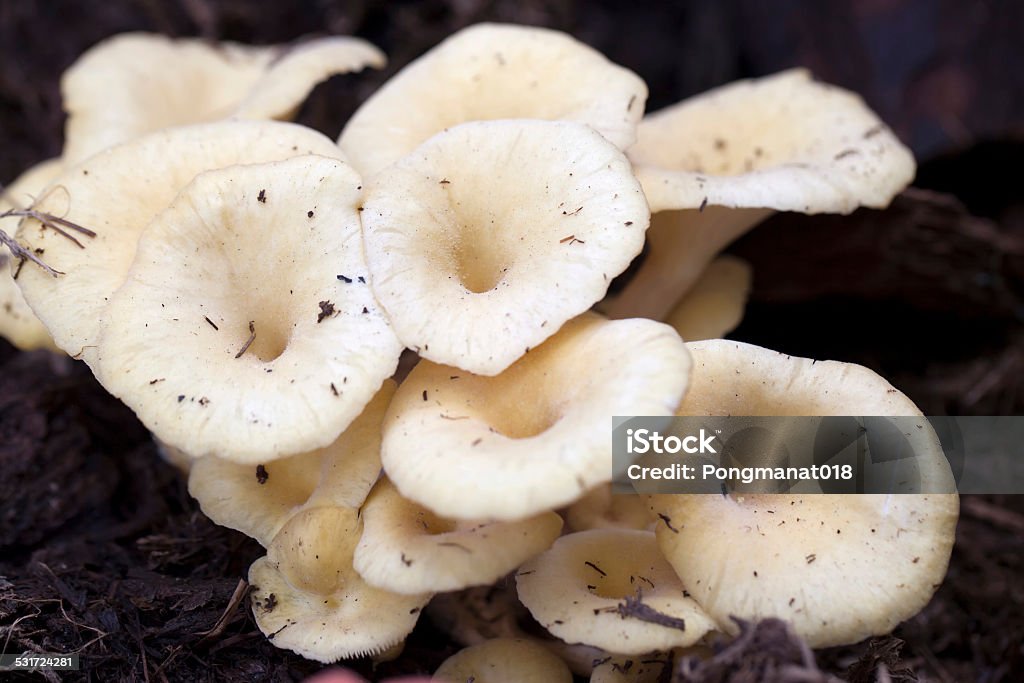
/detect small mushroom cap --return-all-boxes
[339,23,646,176]
[15,120,344,365]
[630,69,916,214]
[353,478,562,594]
[427,584,608,676]
[664,255,752,341]
[361,119,648,375]
[249,506,429,662]
[95,155,401,462]
[0,158,63,351]
[192,449,320,544]
[433,638,573,683]
[649,339,958,647]
[62,33,384,164]
[516,529,716,654]
[381,313,691,521]
[188,382,394,545]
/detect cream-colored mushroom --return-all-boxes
[249,505,429,662]
[381,313,690,521]
[94,155,401,462]
[62,32,384,164]
[339,22,646,177]
[433,637,574,683]
[0,158,63,351]
[188,382,393,545]
[604,69,914,320]
[648,339,959,647]
[360,119,648,376]
[516,529,716,654]
[15,120,345,366]
[664,255,752,342]
[353,478,562,594]
[427,583,609,677]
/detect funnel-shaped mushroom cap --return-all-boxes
[434,638,573,683]
[94,156,401,463]
[249,506,429,662]
[62,33,384,164]
[339,23,647,177]
[606,69,914,321]
[15,120,344,365]
[516,529,715,654]
[353,478,562,594]
[664,255,752,342]
[382,313,690,521]
[631,69,915,214]
[0,158,63,351]
[361,119,648,376]
[188,382,394,545]
[648,340,959,648]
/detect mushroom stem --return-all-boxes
[664,255,752,342]
[600,207,769,321]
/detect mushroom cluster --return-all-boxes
[2,22,958,676]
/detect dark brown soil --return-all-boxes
[1,1,1022,682]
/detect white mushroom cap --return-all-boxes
[188,382,394,545]
[648,339,959,647]
[353,478,562,594]
[361,119,648,375]
[381,313,691,521]
[0,158,63,351]
[663,255,752,342]
[434,638,574,683]
[631,69,915,214]
[192,449,320,544]
[62,33,384,164]
[339,23,647,177]
[94,155,401,462]
[15,120,344,365]
[248,505,429,662]
[516,529,716,654]
[606,68,915,321]
[651,493,958,648]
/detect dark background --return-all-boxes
[1,1,1022,681]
